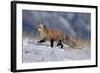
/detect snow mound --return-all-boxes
[23,38,90,63]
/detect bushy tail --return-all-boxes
[63,35,77,48]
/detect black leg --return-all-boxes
[60,43,63,48]
[59,40,63,48]
[38,38,45,43]
[50,39,54,48]
[57,40,63,48]
[57,42,60,46]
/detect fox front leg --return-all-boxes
[37,38,46,43]
[50,39,54,48]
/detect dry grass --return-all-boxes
[73,38,91,49]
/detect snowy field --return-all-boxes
[22,37,91,63]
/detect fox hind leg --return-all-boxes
[57,40,63,48]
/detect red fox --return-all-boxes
[37,23,77,48]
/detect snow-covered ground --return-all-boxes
[22,37,91,63]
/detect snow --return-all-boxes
[22,38,91,63]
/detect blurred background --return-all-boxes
[22,10,91,42]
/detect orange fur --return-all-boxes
[38,23,77,48]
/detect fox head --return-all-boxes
[38,23,47,32]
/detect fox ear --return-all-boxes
[40,22,43,25]
[41,23,44,26]
[40,22,46,27]
[40,22,44,25]
[42,23,44,26]
[43,23,46,28]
